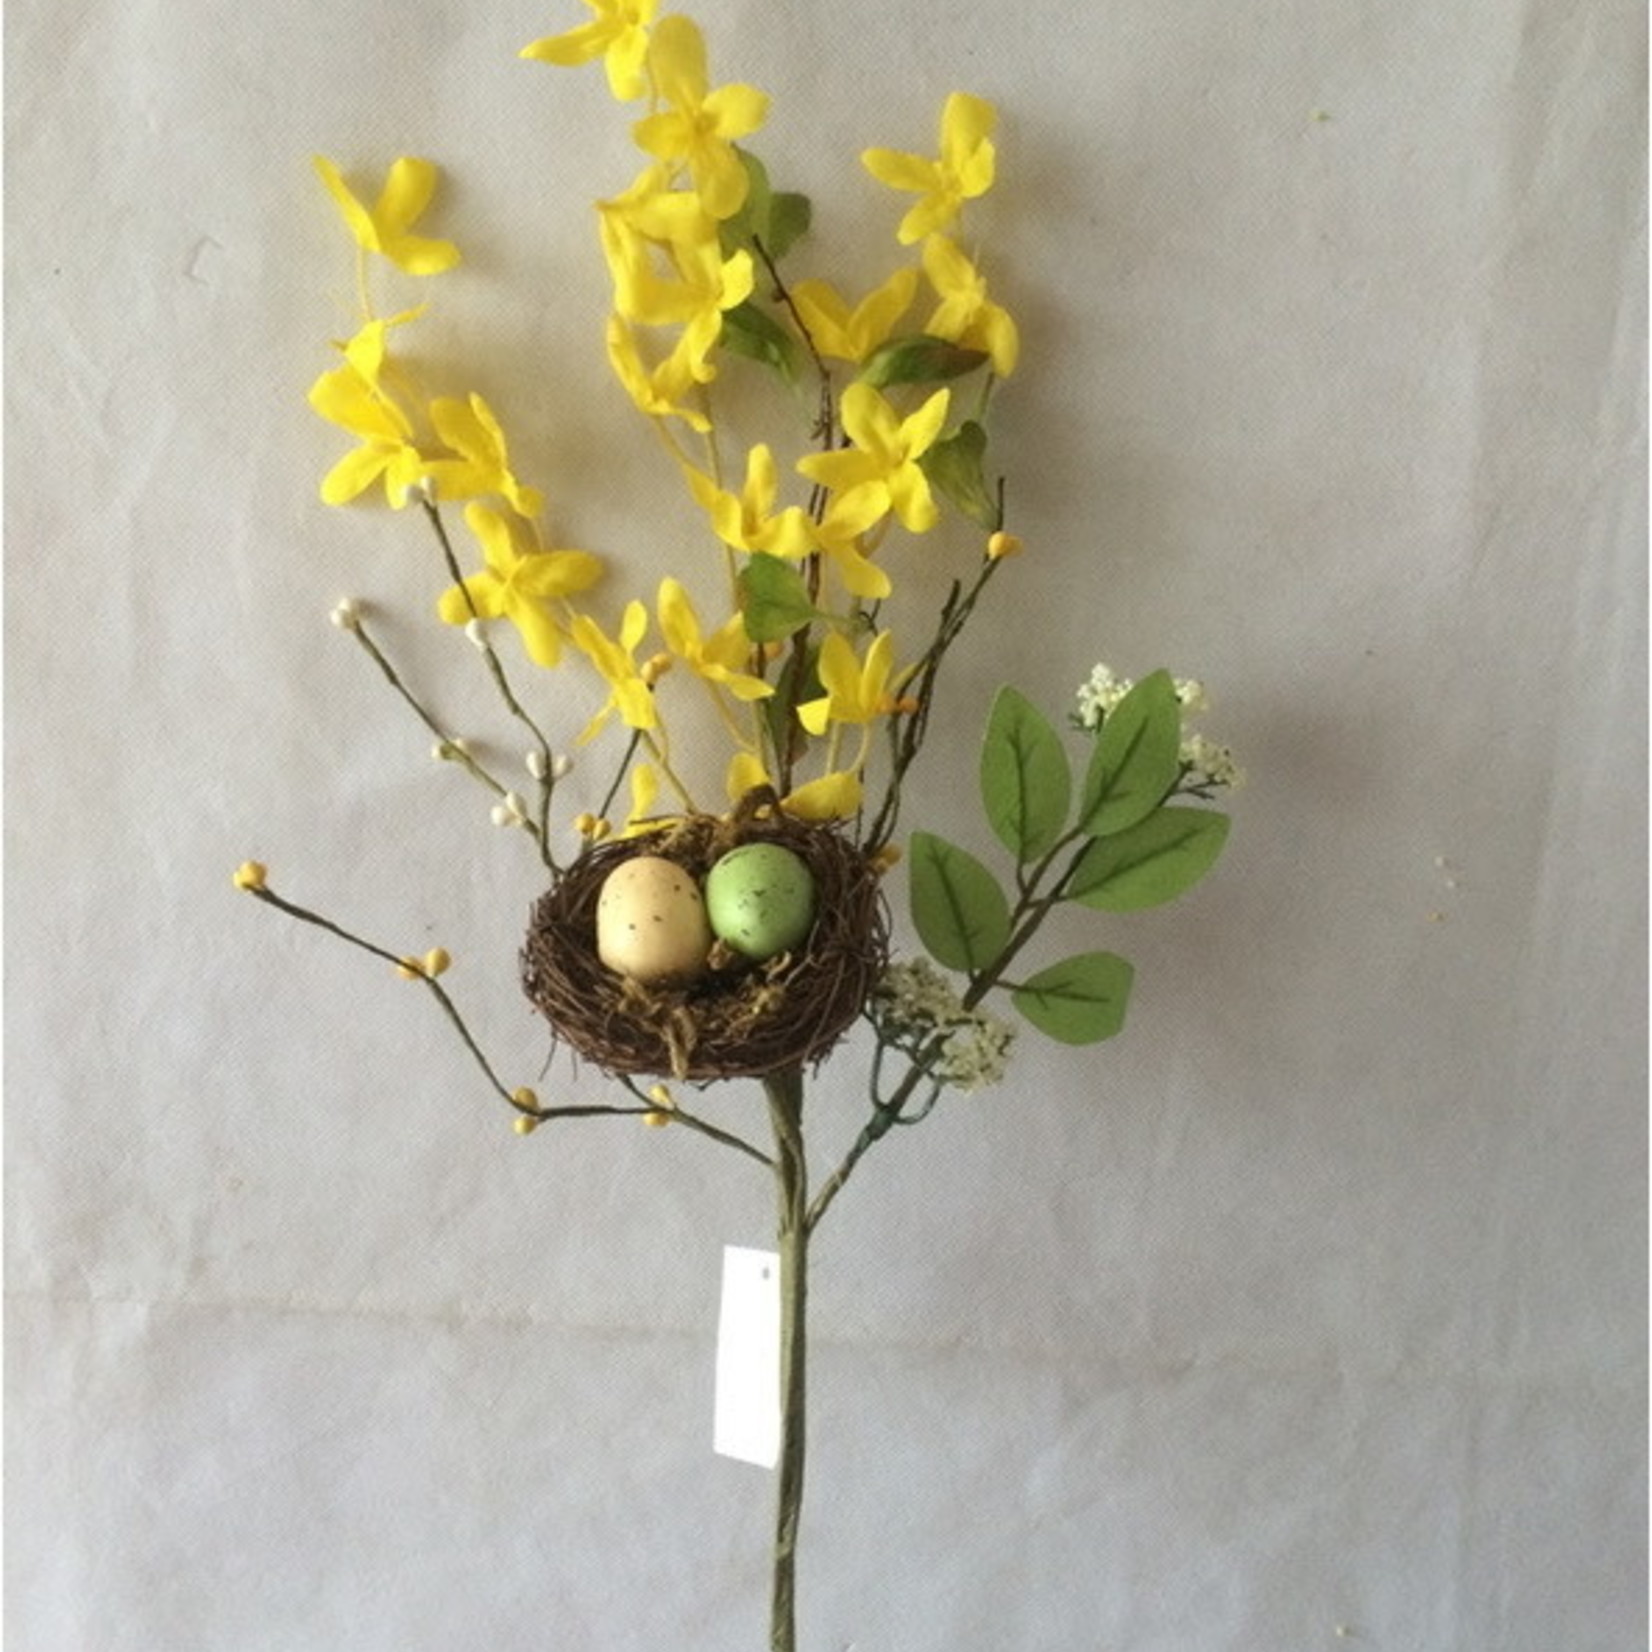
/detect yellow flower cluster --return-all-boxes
[308,1,1023,827]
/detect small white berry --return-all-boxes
[329,598,362,631]
[525,751,549,780]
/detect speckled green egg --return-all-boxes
[704,843,817,961]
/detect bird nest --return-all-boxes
[521,790,888,1081]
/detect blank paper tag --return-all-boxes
[714,1246,781,1467]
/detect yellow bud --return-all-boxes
[573,812,599,838]
[233,861,268,892]
[643,1109,672,1128]
[513,1114,539,1135]
[646,1083,675,1108]
[423,947,452,977]
[987,530,1024,561]
[762,640,785,662]
[590,817,613,842]
[869,843,903,875]
[511,1086,540,1109]
[641,652,674,686]
[396,956,423,980]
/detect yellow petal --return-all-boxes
[703,83,769,140]
[375,157,439,236]
[940,93,998,166]
[784,771,863,821]
[646,13,708,109]
[861,148,938,195]
[726,751,771,803]
[657,577,699,657]
[900,387,952,459]
[312,155,376,250]
[514,549,603,600]
[502,592,566,667]
[438,572,506,626]
[521,20,611,67]
[319,445,391,506]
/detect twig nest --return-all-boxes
[521,790,887,1081]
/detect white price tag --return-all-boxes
[714,1245,781,1467]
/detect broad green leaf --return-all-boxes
[1076,670,1181,836]
[766,191,812,260]
[737,554,826,643]
[980,686,1071,862]
[1067,807,1230,911]
[721,301,801,385]
[917,419,1001,529]
[1012,952,1134,1045]
[860,333,989,390]
[909,831,1011,973]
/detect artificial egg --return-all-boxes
[595,856,712,985]
[703,843,818,962]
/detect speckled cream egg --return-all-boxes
[704,843,818,962]
[595,856,712,984]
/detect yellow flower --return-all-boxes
[605,315,711,431]
[861,93,997,245]
[789,267,918,364]
[797,629,908,734]
[631,16,769,220]
[436,504,602,668]
[921,235,1019,377]
[657,578,774,701]
[307,317,426,507]
[424,394,545,517]
[685,445,815,561]
[603,217,753,382]
[521,0,658,101]
[797,383,950,534]
[313,156,461,275]
[569,601,658,741]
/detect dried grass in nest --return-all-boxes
[521,791,889,1082]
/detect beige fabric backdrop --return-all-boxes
[7,0,1645,1646]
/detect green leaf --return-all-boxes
[719,148,773,256]
[860,332,989,390]
[1012,952,1134,1045]
[1067,807,1231,911]
[721,301,802,385]
[761,638,818,769]
[737,555,827,643]
[909,831,1011,973]
[719,150,811,263]
[980,686,1071,863]
[765,191,812,260]
[917,419,1001,529]
[1076,670,1182,836]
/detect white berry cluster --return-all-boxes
[870,959,1016,1093]
[1073,662,1243,791]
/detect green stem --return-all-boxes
[763,1064,809,1652]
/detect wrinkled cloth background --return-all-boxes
[6,1,1645,1648]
